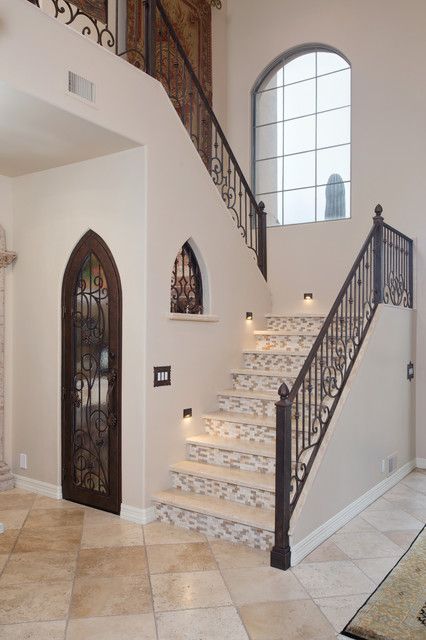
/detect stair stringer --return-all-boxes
[289,305,415,563]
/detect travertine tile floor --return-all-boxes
[0,469,424,639]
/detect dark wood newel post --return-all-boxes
[373,204,384,305]
[271,382,292,570]
[144,0,157,76]
[257,201,267,280]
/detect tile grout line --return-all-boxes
[142,522,160,640]
[62,508,86,640]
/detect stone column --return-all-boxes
[0,226,16,493]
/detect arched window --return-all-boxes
[253,46,351,226]
[171,241,203,314]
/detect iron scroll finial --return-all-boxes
[258,201,266,213]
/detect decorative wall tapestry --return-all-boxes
[126,0,212,102]
[71,0,107,23]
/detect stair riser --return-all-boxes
[204,417,275,443]
[218,393,276,418]
[256,334,316,352]
[154,502,274,550]
[187,443,275,474]
[267,317,324,331]
[232,372,293,393]
[171,472,274,510]
[243,352,307,375]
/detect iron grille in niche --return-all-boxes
[171,242,203,314]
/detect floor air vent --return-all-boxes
[68,71,96,104]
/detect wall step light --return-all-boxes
[304,293,313,300]
[183,408,192,419]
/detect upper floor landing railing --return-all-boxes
[26,0,267,279]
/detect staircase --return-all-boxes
[153,314,324,550]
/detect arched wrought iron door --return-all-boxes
[62,230,122,513]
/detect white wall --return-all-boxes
[0,176,14,469]
[2,0,271,509]
[222,0,425,459]
[11,150,147,509]
[292,305,415,543]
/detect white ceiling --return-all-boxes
[0,82,139,177]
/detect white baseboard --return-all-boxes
[120,503,155,525]
[415,458,426,469]
[14,474,62,500]
[291,459,416,566]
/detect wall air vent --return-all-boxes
[68,71,96,104]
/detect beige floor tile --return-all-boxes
[292,561,375,598]
[143,520,206,545]
[81,522,143,548]
[222,566,307,605]
[32,496,82,510]
[337,516,376,534]
[77,546,147,577]
[0,491,36,511]
[83,508,122,525]
[1,550,77,585]
[384,529,419,550]
[156,606,249,640]
[382,491,426,514]
[408,508,426,522]
[363,497,396,512]
[401,472,426,493]
[354,556,401,584]
[24,507,85,529]
[209,539,269,569]
[314,594,369,632]
[147,542,216,573]
[151,570,231,611]
[0,528,19,553]
[239,599,335,640]
[0,620,67,640]
[360,507,424,532]
[0,581,72,624]
[302,539,348,563]
[0,509,28,529]
[0,554,8,573]
[70,575,152,618]
[14,525,82,553]
[332,530,402,559]
[385,483,417,500]
[66,613,157,640]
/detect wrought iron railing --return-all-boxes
[271,205,414,570]
[26,0,267,278]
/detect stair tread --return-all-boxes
[187,434,275,458]
[153,488,275,532]
[170,460,275,491]
[254,330,318,336]
[219,388,277,400]
[203,410,275,428]
[243,349,310,356]
[231,368,295,378]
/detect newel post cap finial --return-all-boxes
[258,201,266,215]
[374,204,384,222]
[278,382,290,399]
